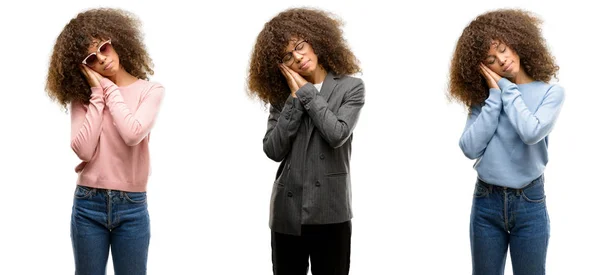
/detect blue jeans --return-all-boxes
[470,175,550,275]
[71,185,150,275]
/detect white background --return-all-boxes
[0,0,598,274]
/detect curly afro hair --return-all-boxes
[247,8,361,107]
[448,9,559,108]
[45,8,154,109]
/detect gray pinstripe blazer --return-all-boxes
[263,72,365,236]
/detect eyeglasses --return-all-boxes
[82,40,112,66]
[280,40,308,65]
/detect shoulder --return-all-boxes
[334,75,365,97]
[544,82,565,100]
[335,74,364,87]
[136,79,165,96]
[137,79,164,90]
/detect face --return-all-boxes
[281,38,319,77]
[82,39,120,76]
[484,40,521,78]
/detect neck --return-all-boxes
[107,66,138,86]
[509,70,534,84]
[306,65,327,84]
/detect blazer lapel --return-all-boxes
[319,72,338,103]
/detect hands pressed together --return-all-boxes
[80,65,105,89]
[479,63,501,90]
[278,64,308,98]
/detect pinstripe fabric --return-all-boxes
[263,72,365,236]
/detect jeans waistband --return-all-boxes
[477,174,544,193]
[77,185,144,195]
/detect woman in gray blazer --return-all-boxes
[247,8,365,275]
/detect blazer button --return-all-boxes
[319,153,325,160]
[315,180,321,187]
[287,191,293,197]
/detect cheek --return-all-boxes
[309,51,318,64]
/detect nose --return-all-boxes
[97,53,107,64]
[498,57,506,66]
[292,51,303,62]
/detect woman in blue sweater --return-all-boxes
[449,9,564,275]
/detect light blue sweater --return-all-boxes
[459,78,565,188]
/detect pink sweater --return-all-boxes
[70,78,164,192]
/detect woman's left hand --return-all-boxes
[82,65,106,88]
[279,64,308,96]
[479,63,502,88]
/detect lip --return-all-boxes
[104,61,113,71]
[503,61,513,72]
[300,60,310,70]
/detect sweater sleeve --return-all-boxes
[70,87,105,161]
[458,88,502,159]
[102,78,165,146]
[499,78,565,145]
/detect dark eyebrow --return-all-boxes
[281,39,301,56]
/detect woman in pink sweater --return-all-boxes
[45,8,164,275]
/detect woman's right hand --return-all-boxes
[279,64,299,98]
[80,65,101,88]
[479,63,500,90]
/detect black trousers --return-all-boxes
[271,221,351,275]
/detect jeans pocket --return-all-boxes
[521,180,546,203]
[123,191,147,204]
[74,185,93,199]
[473,181,489,198]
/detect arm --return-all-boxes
[70,87,105,161]
[102,79,165,146]
[263,95,305,162]
[499,78,565,145]
[295,78,365,148]
[458,88,502,159]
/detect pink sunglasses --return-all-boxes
[82,40,112,65]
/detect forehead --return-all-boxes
[284,36,301,50]
[486,40,502,53]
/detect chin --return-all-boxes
[100,71,117,78]
[504,70,518,79]
[302,67,317,76]
[295,68,310,76]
